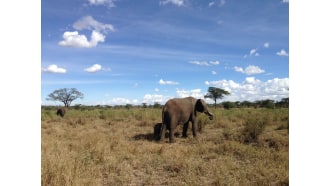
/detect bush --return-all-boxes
[222,101,235,110]
[241,118,267,143]
[197,116,210,133]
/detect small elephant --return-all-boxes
[154,123,163,140]
[159,97,214,143]
[56,107,66,117]
[154,123,180,141]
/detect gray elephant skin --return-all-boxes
[56,107,66,117]
[159,97,214,143]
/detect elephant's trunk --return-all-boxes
[205,111,214,120]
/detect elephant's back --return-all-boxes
[165,98,194,109]
[164,98,194,117]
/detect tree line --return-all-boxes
[45,87,289,109]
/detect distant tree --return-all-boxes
[276,97,289,108]
[222,101,235,110]
[153,102,162,109]
[260,99,275,109]
[125,104,132,110]
[46,88,84,107]
[204,87,230,108]
[234,101,241,108]
[142,103,148,108]
[241,101,253,108]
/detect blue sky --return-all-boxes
[41,0,289,106]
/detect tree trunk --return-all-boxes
[214,99,217,109]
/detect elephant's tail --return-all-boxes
[162,107,171,129]
[162,106,167,125]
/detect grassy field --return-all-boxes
[41,107,289,186]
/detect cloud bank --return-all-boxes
[205,77,289,102]
[58,16,115,48]
[105,77,288,105]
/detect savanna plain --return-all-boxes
[41,106,289,186]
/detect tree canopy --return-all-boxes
[46,88,84,107]
[204,87,230,108]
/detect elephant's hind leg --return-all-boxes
[169,127,176,143]
[182,122,189,138]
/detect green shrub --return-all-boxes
[197,115,211,133]
[222,101,235,109]
[241,118,267,143]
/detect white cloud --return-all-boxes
[208,1,215,7]
[42,64,66,73]
[250,48,257,56]
[211,71,217,75]
[234,66,244,73]
[205,77,289,102]
[159,79,179,85]
[84,64,102,73]
[282,0,289,3]
[160,0,185,6]
[189,60,220,66]
[73,16,115,33]
[88,0,116,7]
[246,48,259,57]
[58,30,105,48]
[142,94,171,104]
[154,88,160,92]
[176,89,204,99]
[108,97,139,105]
[205,79,239,92]
[189,61,210,66]
[59,16,114,48]
[234,65,265,75]
[264,78,289,95]
[210,60,220,65]
[245,77,261,84]
[209,0,225,7]
[264,42,270,48]
[276,49,289,56]
[142,89,208,105]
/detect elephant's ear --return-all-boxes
[195,99,205,112]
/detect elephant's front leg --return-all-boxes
[182,122,189,138]
[191,120,198,138]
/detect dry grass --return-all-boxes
[42,107,288,186]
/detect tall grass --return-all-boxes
[42,107,288,185]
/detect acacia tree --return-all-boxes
[204,87,230,108]
[46,88,84,107]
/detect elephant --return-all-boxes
[159,97,214,143]
[56,107,66,117]
[154,122,181,141]
[154,123,163,140]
